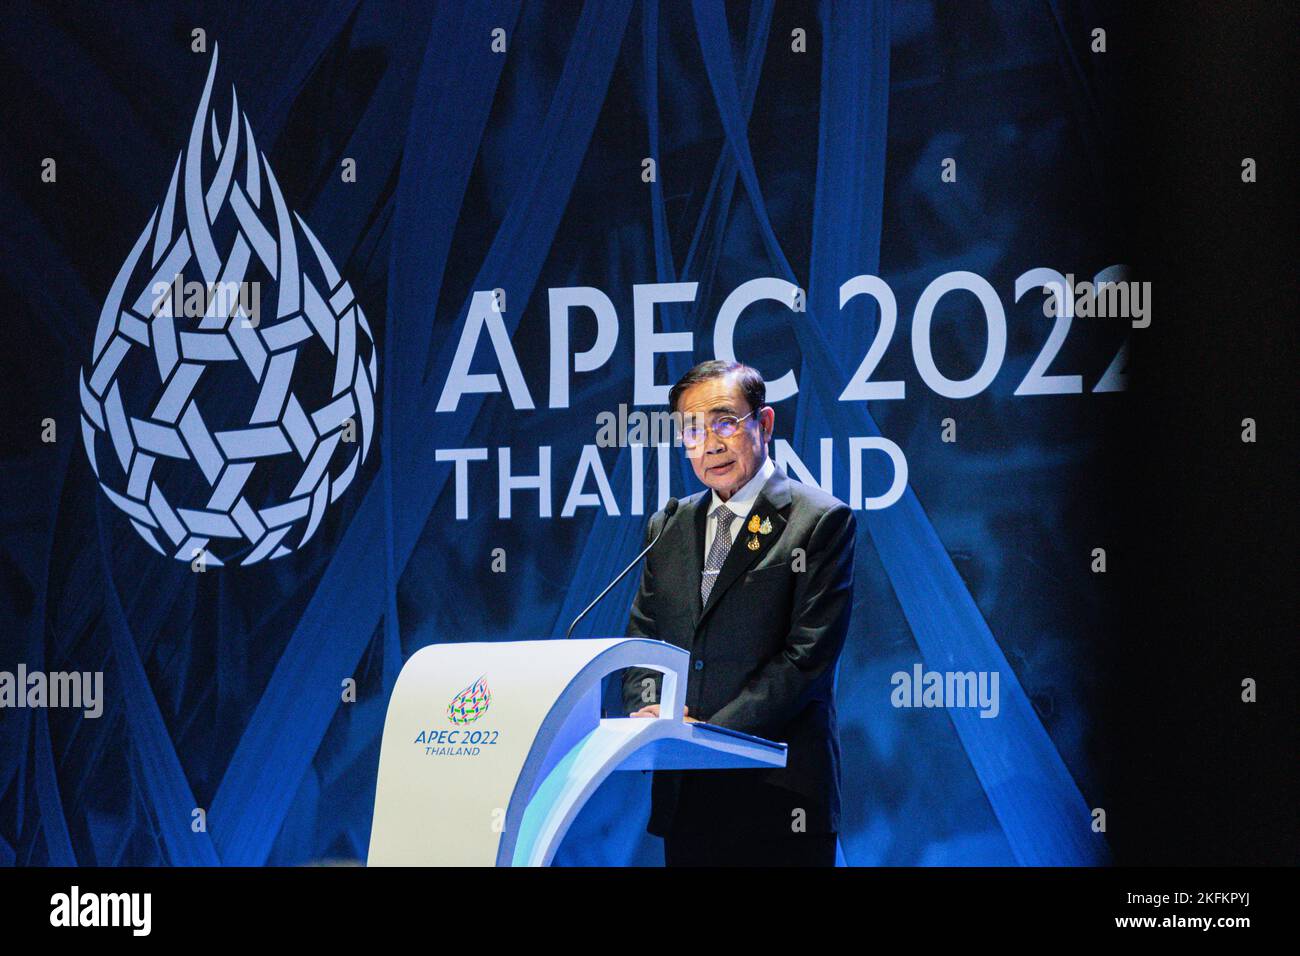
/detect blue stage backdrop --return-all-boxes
[0,0,1131,865]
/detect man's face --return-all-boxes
[675,374,775,501]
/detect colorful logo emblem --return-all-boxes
[447,676,491,724]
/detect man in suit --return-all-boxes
[622,359,858,866]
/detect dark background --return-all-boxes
[1108,0,1296,864]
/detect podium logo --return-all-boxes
[447,675,492,724]
[78,45,377,566]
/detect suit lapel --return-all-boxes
[696,463,793,628]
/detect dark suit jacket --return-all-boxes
[621,462,857,837]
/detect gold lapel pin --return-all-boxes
[747,534,760,551]
[747,513,761,534]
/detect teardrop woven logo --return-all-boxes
[78,44,377,566]
[447,676,492,725]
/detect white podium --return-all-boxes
[368,638,787,866]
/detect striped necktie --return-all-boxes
[701,504,734,605]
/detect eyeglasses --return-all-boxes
[679,409,758,447]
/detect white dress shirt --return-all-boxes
[703,455,777,563]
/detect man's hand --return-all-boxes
[629,704,700,723]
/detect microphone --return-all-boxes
[564,498,679,640]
